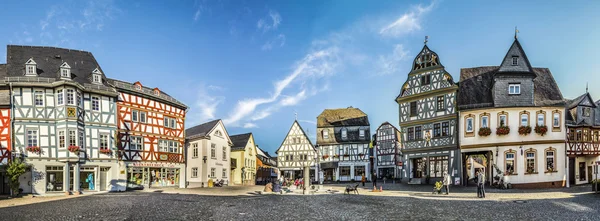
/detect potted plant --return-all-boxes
[478,127,492,136]
[496,122,510,135]
[333,154,339,158]
[26,146,41,154]
[68,145,80,153]
[322,155,329,160]
[518,126,532,135]
[100,149,111,154]
[535,125,548,136]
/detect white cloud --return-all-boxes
[192,84,225,125]
[257,10,282,32]
[243,123,259,128]
[261,34,286,51]
[379,1,436,37]
[224,46,340,127]
[376,44,409,76]
[193,8,203,21]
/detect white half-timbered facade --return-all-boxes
[3,45,121,195]
[276,120,317,180]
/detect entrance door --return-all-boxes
[588,166,593,184]
[324,169,333,181]
[569,158,575,185]
[100,169,107,191]
[413,159,424,178]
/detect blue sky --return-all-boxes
[1,0,599,155]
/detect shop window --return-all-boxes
[340,166,351,176]
[579,162,586,181]
[505,151,516,175]
[192,168,198,178]
[46,166,64,192]
[211,143,216,159]
[525,150,536,174]
[429,156,448,178]
[545,148,556,172]
[354,166,365,177]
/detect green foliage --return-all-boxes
[7,158,27,196]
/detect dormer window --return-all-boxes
[512,56,519,66]
[60,62,71,79]
[341,128,348,140]
[509,84,520,95]
[153,88,160,96]
[134,82,142,90]
[322,130,329,139]
[25,58,37,76]
[92,68,102,84]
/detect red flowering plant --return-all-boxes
[100,149,111,154]
[478,127,492,137]
[518,125,532,135]
[535,125,548,136]
[26,146,41,154]
[322,155,329,160]
[68,145,80,153]
[343,154,350,157]
[496,122,510,136]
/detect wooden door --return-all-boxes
[569,158,575,185]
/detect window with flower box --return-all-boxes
[27,129,38,147]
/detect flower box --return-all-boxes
[478,127,491,136]
[100,149,111,154]
[496,126,510,135]
[343,154,350,157]
[518,126,532,135]
[322,155,329,159]
[26,146,41,154]
[68,145,80,153]
[333,155,339,158]
[534,125,548,136]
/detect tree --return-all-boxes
[7,158,27,196]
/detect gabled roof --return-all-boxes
[567,92,597,110]
[5,45,109,86]
[275,120,315,154]
[497,39,534,74]
[230,133,252,151]
[317,107,369,127]
[458,66,565,110]
[186,119,221,139]
[107,78,187,110]
[408,44,444,75]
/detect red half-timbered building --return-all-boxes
[108,79,188,189]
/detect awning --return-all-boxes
[321,162,338,169]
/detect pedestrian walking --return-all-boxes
[361,174,366,187]
[477,170,486,198]
[442,172,450,195]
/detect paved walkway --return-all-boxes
[0,191,109,208]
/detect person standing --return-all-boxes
[477,170,486,198]
[475,171,481,198]
[361,173,366,187]
[442,172,450,195]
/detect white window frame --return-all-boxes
[509,84,521,95]
[505,152,515,174]
[341,129,347,140]
[58,130,65,148]
[191,168,198,178]
[132,110,139,122]
[222,146,227,161]
[526,151,536,173]
[130,136,143,150]
[466,117,474,132]
[99,133,108,150]
[26,65,36,76]
[521,114,528,127]
[140,111,147,123]
[222,168,227,178]
[61,68,70,78]
[359,129,365,138]
[164,117,169,127]
[553,113,560,128]
[34,90,44,106]
[93,74,101,84]
[546,150,556,172]
[537,114,544,126]
[91,96,100,111]
[512,57,518,66]
[170,118,176,129]
[322,130,329,139]
[481,116,489,128]
[27,129,39,147]
[499,114,507,126]
[66,89,74,105]
[68,129,77,147]
[192,143,198,158]
[57,89,64,105]
[211,143,216,159]
[211,168,216,178]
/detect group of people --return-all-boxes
[438,170,485,198]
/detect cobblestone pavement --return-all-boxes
[0,185,598,221]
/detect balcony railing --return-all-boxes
[5,76,57,83]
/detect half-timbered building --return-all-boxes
[109,78,188,189]
[3,45,122,194]
[185,119,232,188]
[457,35,566,188]
[229,133,257,185]
[0,65,11,194]
[276,120,317,180]
[375,122,402,180]
[256,146,279,185]
[396,40,461,185]
[565,92,600,186]
[317,107,371,182]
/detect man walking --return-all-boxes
[442,172,450,195]
[477,169,486,198]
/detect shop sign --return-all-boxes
[159,154,168,161]
[131,162,175,168]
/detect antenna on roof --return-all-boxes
[294,111,297,121]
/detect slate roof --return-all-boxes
[230,133,252,151]
[497,39,534,73]
[106,78,187,110]
[5,45,110,87]
[185,119,220,139]
[317,107,369,127]
[566,93,596,110]
[0,64,6,77]
[458,66,565,110]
